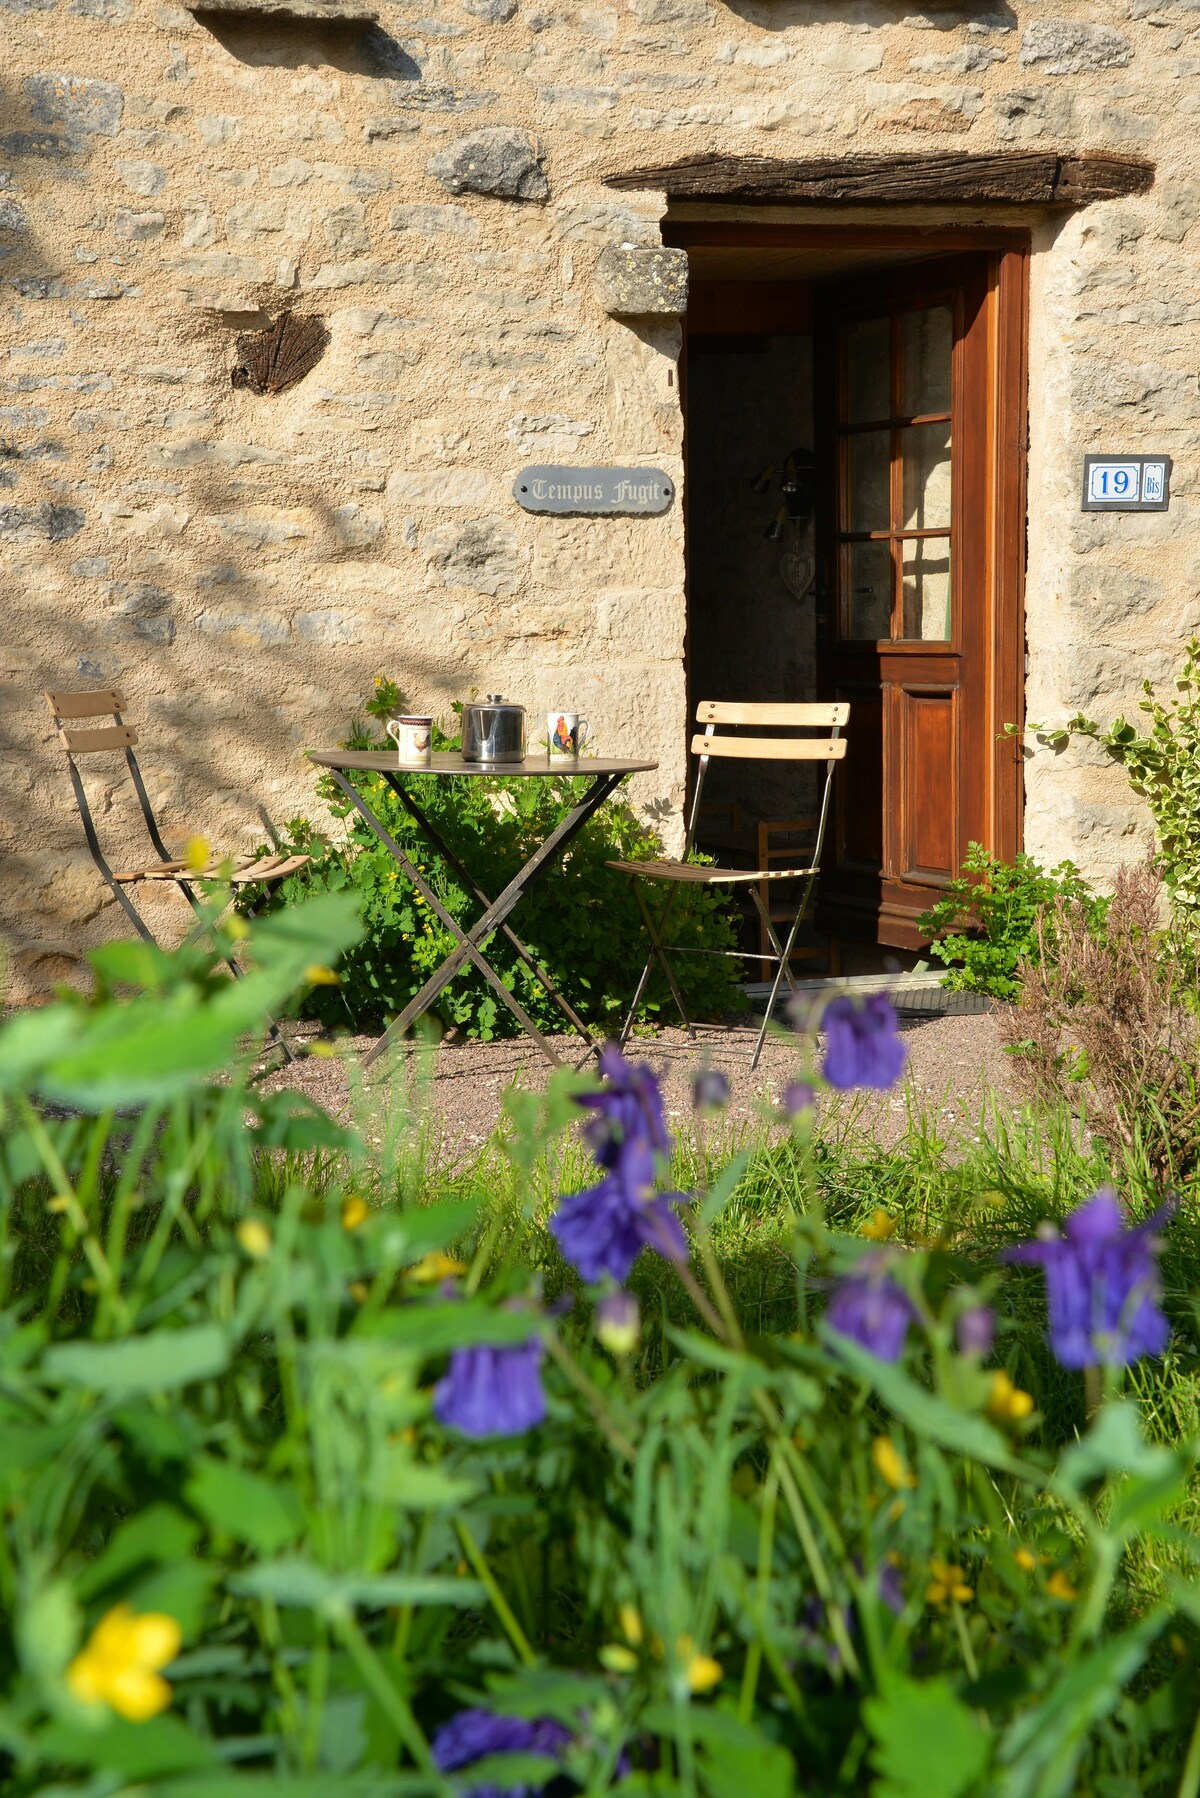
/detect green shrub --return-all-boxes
[1027,637,1200,936]
[255,682,740,1039]
[918,841,1108,1000]
[1,906,1199,1793]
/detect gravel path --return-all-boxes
[261,1009,1018,1166]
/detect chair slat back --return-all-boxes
[683,697,850,864]
[695,701,849,728]
[60,723,140,755]
[690,734,847,762]
[45,689,126,720]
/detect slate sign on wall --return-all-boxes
[514,466,674,516]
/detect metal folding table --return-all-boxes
[307,749,658,1070]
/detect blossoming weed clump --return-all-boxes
[1,917,1200,1796]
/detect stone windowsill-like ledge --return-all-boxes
[185,0,380,21]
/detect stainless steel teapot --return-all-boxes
[461,695,527,764]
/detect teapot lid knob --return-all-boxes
[486,693,502,702]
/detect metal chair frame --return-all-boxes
[45,688,308,1061]
[611,701,849,1069]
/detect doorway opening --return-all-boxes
[673,223,1028,957]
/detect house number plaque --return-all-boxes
[514,465,674,516]
[1081,454,1172,512]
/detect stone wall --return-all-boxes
[2,0,1197,993]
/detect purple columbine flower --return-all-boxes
[577,1042,671,1169]
[825,1256,915,1362]
[692,1067,731,1111]
[878,1562,905,1617]
[431,1708,571,1798]
[956,1302,996,1358]
[783,1080,817,1119]
[434,1338,546,1439]
[820,994,908,1092]
[1002,1187,1172,1370]
[552,1137,687,1284]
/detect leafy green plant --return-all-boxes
[2,910,1200,1793]
[254,679,740,1039]
[918,842,1108,1000]
[1027,637,1200,934]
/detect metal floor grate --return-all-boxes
[740,972,996,1021]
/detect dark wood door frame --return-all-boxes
[673,222,1028,950]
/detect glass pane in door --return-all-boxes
[901,538,952,641]
[845,316,890,423]
[847,539,893,640]
[900,421,952,531]
[845,430,890,532]
[902,306,952,416]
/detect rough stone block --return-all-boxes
[388,469,494,505]
[463,0,517,17]
[1019,21,1132,75]
[24,73,124,137]
[69,0,133,17]
[0,198,29,234]
[321,202,371,257]
[199,115,240,148]
[424,516,520,594]
[116,160,168,197]
[593,245,688,317]
[295,609,359,643]
[115,209,166,241]
[332,502,383,548]
[427,127,549,202]
[389,202,479,237]
[0,502,85,540]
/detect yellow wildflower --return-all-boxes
[618,1603,643,1647]
[67,1605,181,1722]
[1014,1547,1038,1573]
[1046,1569,1078,1603]
[986,1370,1035,1424]
[861,1209,897,1242]
[236,1220,272,1260]
[305,1041,336,1060]
[303,964,340,986]
[676,1636,722,1693]
[407,1251,467,1283]
[926,1559,974,1608]
[599,1644,638,1674]
[686,1654,723,1694]
[342,1194,370,1231]
[872,1435,917,1491]
[183,836,210,874]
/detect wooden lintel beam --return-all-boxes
[604,152,1155,207]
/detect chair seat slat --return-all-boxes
[114,852,311,885]
[607,858,818,884]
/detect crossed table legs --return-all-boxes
[326,766,631,1070]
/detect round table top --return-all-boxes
[308,749,659,778]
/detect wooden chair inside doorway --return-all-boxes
[45,687,311,1060]
[608,700,849,1069]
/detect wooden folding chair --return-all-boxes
[608,701,849,1070]
[45,688,311,1060]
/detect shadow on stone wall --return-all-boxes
[189,14,420,80]
[717,0,1016,31]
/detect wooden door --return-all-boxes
[814,255,998,949]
